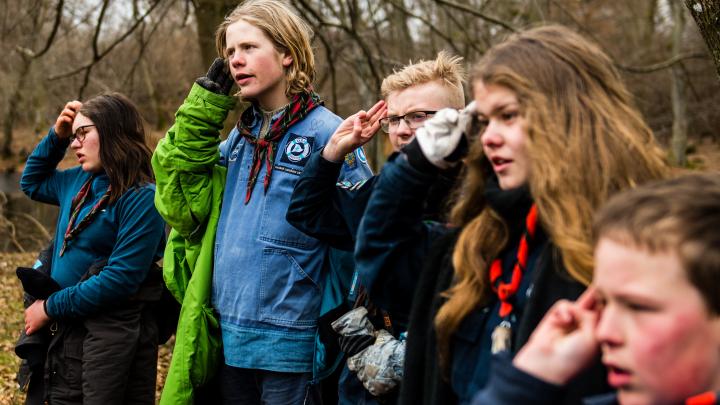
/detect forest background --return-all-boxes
[0,0,719,403]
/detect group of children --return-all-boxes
[15,1,720,405]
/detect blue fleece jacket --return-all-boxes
[21,129,166,318]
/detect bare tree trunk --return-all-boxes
[2,56,32,158]
[671,0,688,166]
[193,0,238,66]
[685,0,720,82]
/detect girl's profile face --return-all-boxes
[473,81,529,190]
[70,112,102,172]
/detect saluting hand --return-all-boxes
[322,100,387,163]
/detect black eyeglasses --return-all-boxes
[70,125,95,144]
[379,111,436,132]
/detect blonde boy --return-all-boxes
[152,1,371,403]
[288,51,465,249]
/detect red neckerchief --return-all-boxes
[236,91,321,204]
[687,392,718,405]
[60,175,111,256]
[490,203,538,318]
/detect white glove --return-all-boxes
[412,101,476,170]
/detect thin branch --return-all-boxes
[385,0,465,56]
[32,0,64,59]
[295,0,382,90]
[7,211,51,241]
[617,52,708,74]
[440,2,485,55]
[123,0,176,87]
[47,0,162,82]
[434,0,516,32]
[91,0,111,59]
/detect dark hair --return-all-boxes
[594,173,720,314]
[80,93,154,203]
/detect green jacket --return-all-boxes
[152,84,236,405]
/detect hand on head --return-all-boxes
[513,287,601,385]
[54,101,83,139]
[322,100,387,163]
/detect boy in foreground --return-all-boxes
[474,173,720,405]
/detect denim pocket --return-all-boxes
[258,168,318,249]
[259,247,321,328]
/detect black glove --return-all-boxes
[339,334,376,357]
[16,267,61,300]
[195,58,234,95]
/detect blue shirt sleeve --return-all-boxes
[21,128,72,205]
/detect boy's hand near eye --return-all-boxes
[196,57,234,95]
[322,100,386,163]
[512,288,601,385]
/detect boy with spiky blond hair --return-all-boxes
[286,51,465,403]
[288,50,465,250]
[152,1,371,403]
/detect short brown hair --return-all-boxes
[594,173,720,314]
[381,51,466,108]
[215,0,315,96]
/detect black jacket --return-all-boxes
[289,151,458,329]
[287,150,377,252]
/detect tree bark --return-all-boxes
[2,56,32,157]
[672,0,689,166]
[193,0,239,66]
[685,0,720,82]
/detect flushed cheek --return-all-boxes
[630,316,718,400]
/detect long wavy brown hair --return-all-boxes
[434,25,670,366]
[80,93,154,203]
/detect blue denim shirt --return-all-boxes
[213,104,372,372]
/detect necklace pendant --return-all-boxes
[491,320,513,354]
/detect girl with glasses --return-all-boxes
[19,93,166,405]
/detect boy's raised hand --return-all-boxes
[196,57,234,95]
[54,100,82,139]
[512,288,601,385]
[322,100,386,163]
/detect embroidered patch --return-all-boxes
[344,151,357,169]
[356,147,368,164]
[336,179,368,191]
[279,134,314,166]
